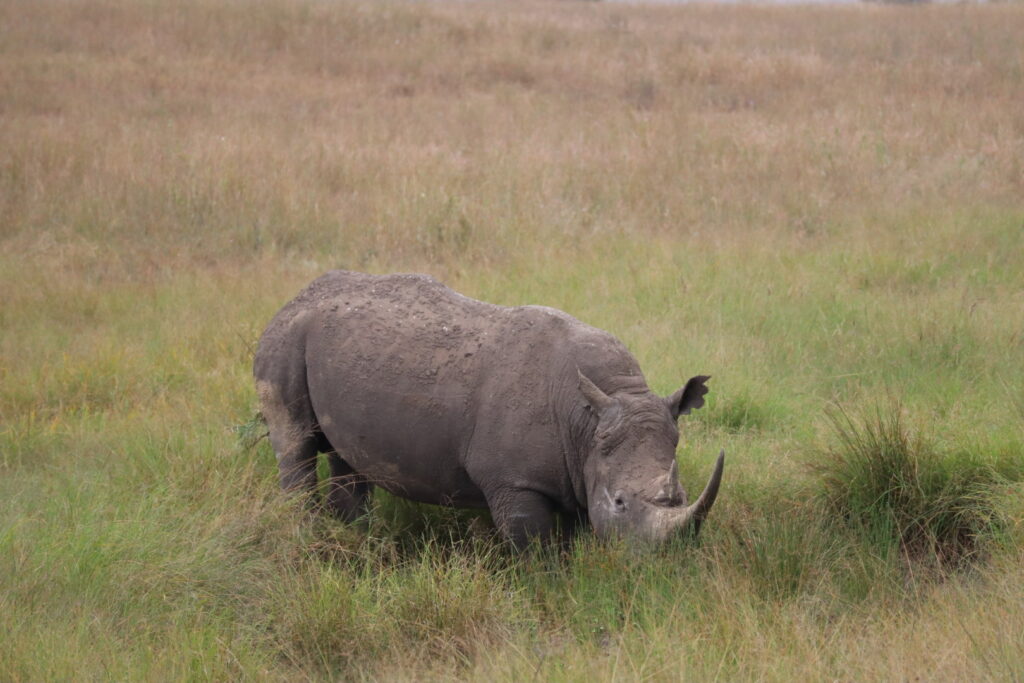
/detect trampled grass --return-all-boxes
[2,0,1024,679]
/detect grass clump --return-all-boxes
[814,403,1016,568]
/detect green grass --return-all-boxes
[3,0,1024,679]
[6,237,1022,679]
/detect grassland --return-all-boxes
[2,0,1023,679]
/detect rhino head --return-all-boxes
[579,371,724,543]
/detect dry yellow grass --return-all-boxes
[2,0,1023,680]
[3,0,1022,270]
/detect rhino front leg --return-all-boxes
[557,509,588,550]
[486,487,557,551]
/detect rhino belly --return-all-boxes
[311,378,488,509]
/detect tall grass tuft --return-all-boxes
[814,404,1014,568]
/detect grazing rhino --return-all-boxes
[254,271,723,548]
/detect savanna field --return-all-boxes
[2,0,1024,679]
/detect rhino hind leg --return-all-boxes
[256,379,320,501]
[325,452,372,522]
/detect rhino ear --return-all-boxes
[668,375,711,419]
[578,370,613,414]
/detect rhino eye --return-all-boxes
[613,496,627,513]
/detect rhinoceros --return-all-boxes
[254,271,723,548]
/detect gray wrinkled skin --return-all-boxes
[254,271,721,549]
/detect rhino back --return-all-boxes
[277,271,644,509]
[297,272,506,504]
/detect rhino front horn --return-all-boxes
[687,449,724,536]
